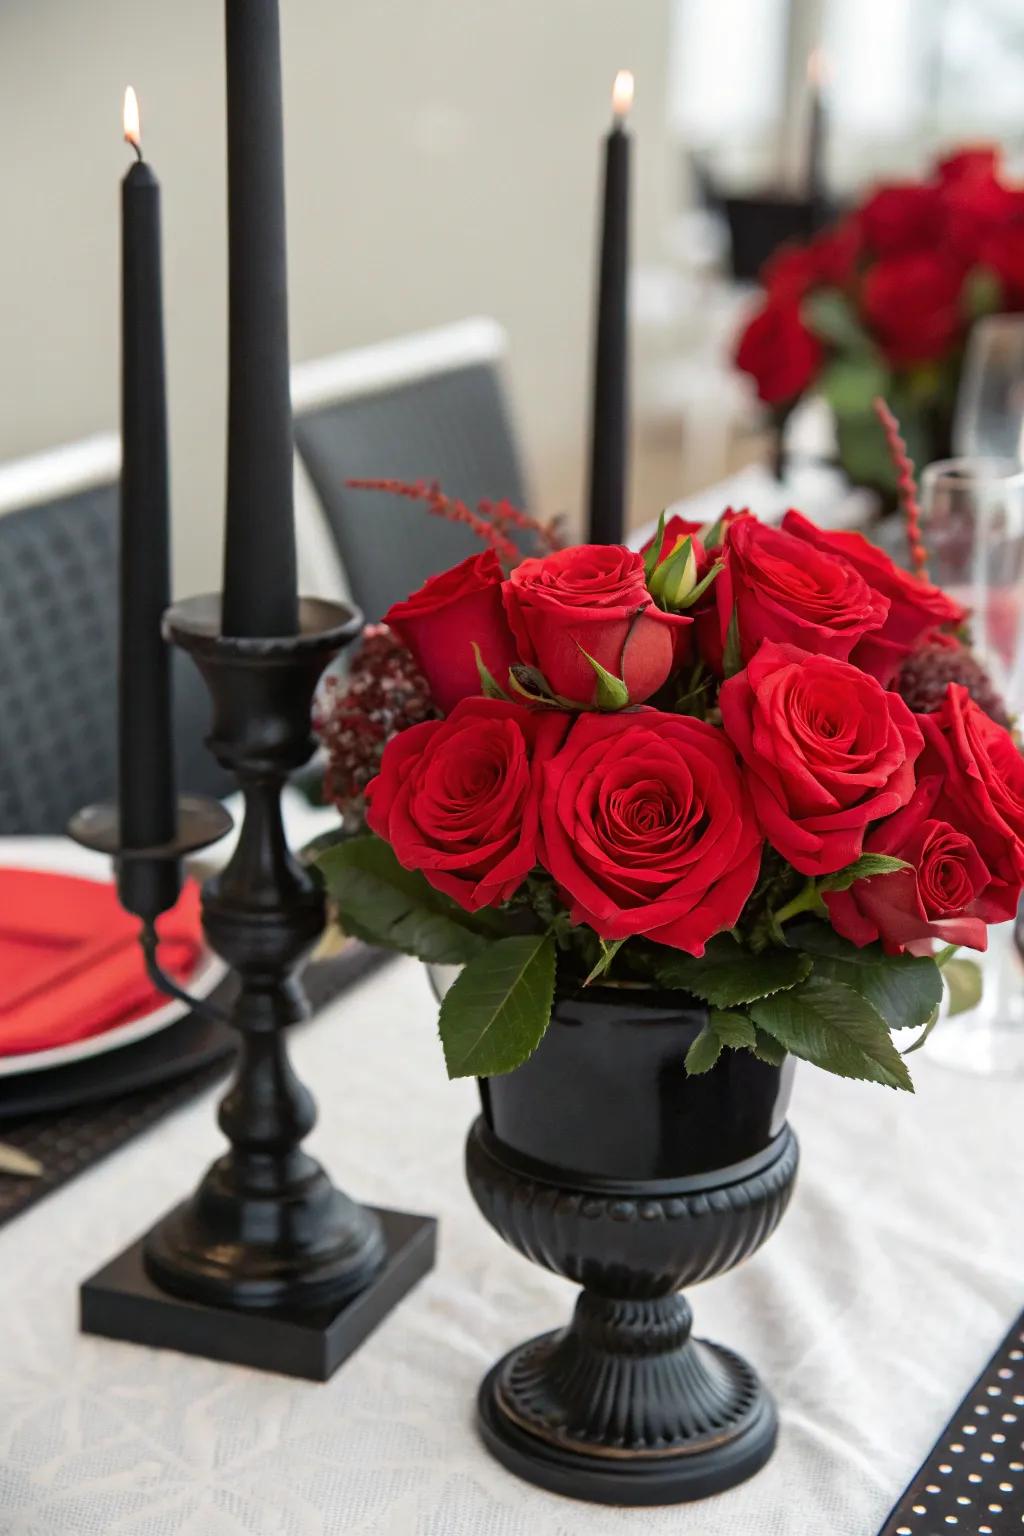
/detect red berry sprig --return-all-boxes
[873,397,928,578]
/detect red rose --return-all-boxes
[715,515,889,669]
[811,220,862,289]
[782,509,965,683]
[858,183,944,257]
[502,545,690,706]
[762,222,861,301]
[385,549,518,715]
[365,696,566,911]
[825,777,994,954]
[912,685,1024,919]
[829,686,1024,952]
[861,253,965,366]
[943,177,1020,266]
[977,211,1024,306]
[539,710,762,956]
[734,299,823,406]
[936,147,1000,186]
[719,641,923,877]
[762,243,824,302]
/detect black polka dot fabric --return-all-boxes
[880,1313,1024,1534]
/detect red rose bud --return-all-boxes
[825,779,994,955]
[782,509,965,684]
[719,641,923,877]
[538,709,763,956]
[715,515,890,670]
[384,549,519,715]
[502,545,690,707]
[365,696,568,912]
[648,533,699,607]
[861,252,965,367]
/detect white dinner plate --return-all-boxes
[0,836,226,1078]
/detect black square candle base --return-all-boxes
[80,1205,437,1381]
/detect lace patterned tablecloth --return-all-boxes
[0,956,1020,1536]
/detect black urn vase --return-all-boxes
[464,985,799,1506]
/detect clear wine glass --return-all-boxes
[954,314,1024,463]
[919,456,1024,1078]
[919,457,1024,716]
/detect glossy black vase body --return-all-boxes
[465,987,799,1506]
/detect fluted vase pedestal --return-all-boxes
[463,986,799,1506]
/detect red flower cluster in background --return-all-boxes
[355,505,1024,960]
[734,148,1023,495]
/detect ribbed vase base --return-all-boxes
[477,1332,777,1506]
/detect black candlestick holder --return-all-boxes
[72,595,436,1379]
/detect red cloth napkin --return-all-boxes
[0,870,204,1058]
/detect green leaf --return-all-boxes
[584,938,627,986]
[722,607,743,679]
[750,976,914,1091]
[643,510,667,582]
[577,646,630,710]
[709,1009,756,1049]
[685,1023,722,1075]
[786,918,943,1032]
[317,835,490,964]
[678,560,724,609]
[438,934,556,1078]
[820,356,891,419]
[803,288,873,353]
[944,958,983,1018]
[472,641,510,701]
[656,935,812,1007]
[962,264,1002,321]
[819,853,912,894]
[701,512,729,551]
[902,1005,940,1055]
[810,952,941,1033]
[508,664,558,705]
[751,1027,787,1067]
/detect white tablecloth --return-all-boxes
[1,954,1021,1536]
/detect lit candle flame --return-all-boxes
[123,86,142,155]
[611,69,634,123]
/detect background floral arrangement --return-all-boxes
[317,481,1024,1093]
[734,146,1022,493]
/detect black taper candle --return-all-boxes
[119,88,178,892]
[806,50,828,232]
[221,0,299,639]
[586,69,632,547]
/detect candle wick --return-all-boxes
[130,139,144,163]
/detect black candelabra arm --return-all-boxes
[138,919,233,1027]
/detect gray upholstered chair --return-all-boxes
[291,317,530,622]
[0,436,229,836]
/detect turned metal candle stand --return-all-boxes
[72,596,435,1379]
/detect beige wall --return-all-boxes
[0,0,673,592]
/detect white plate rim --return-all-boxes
[0,837,226,1077]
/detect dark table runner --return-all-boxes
[0,945,390,1230]
[879,1309,1024,1535]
